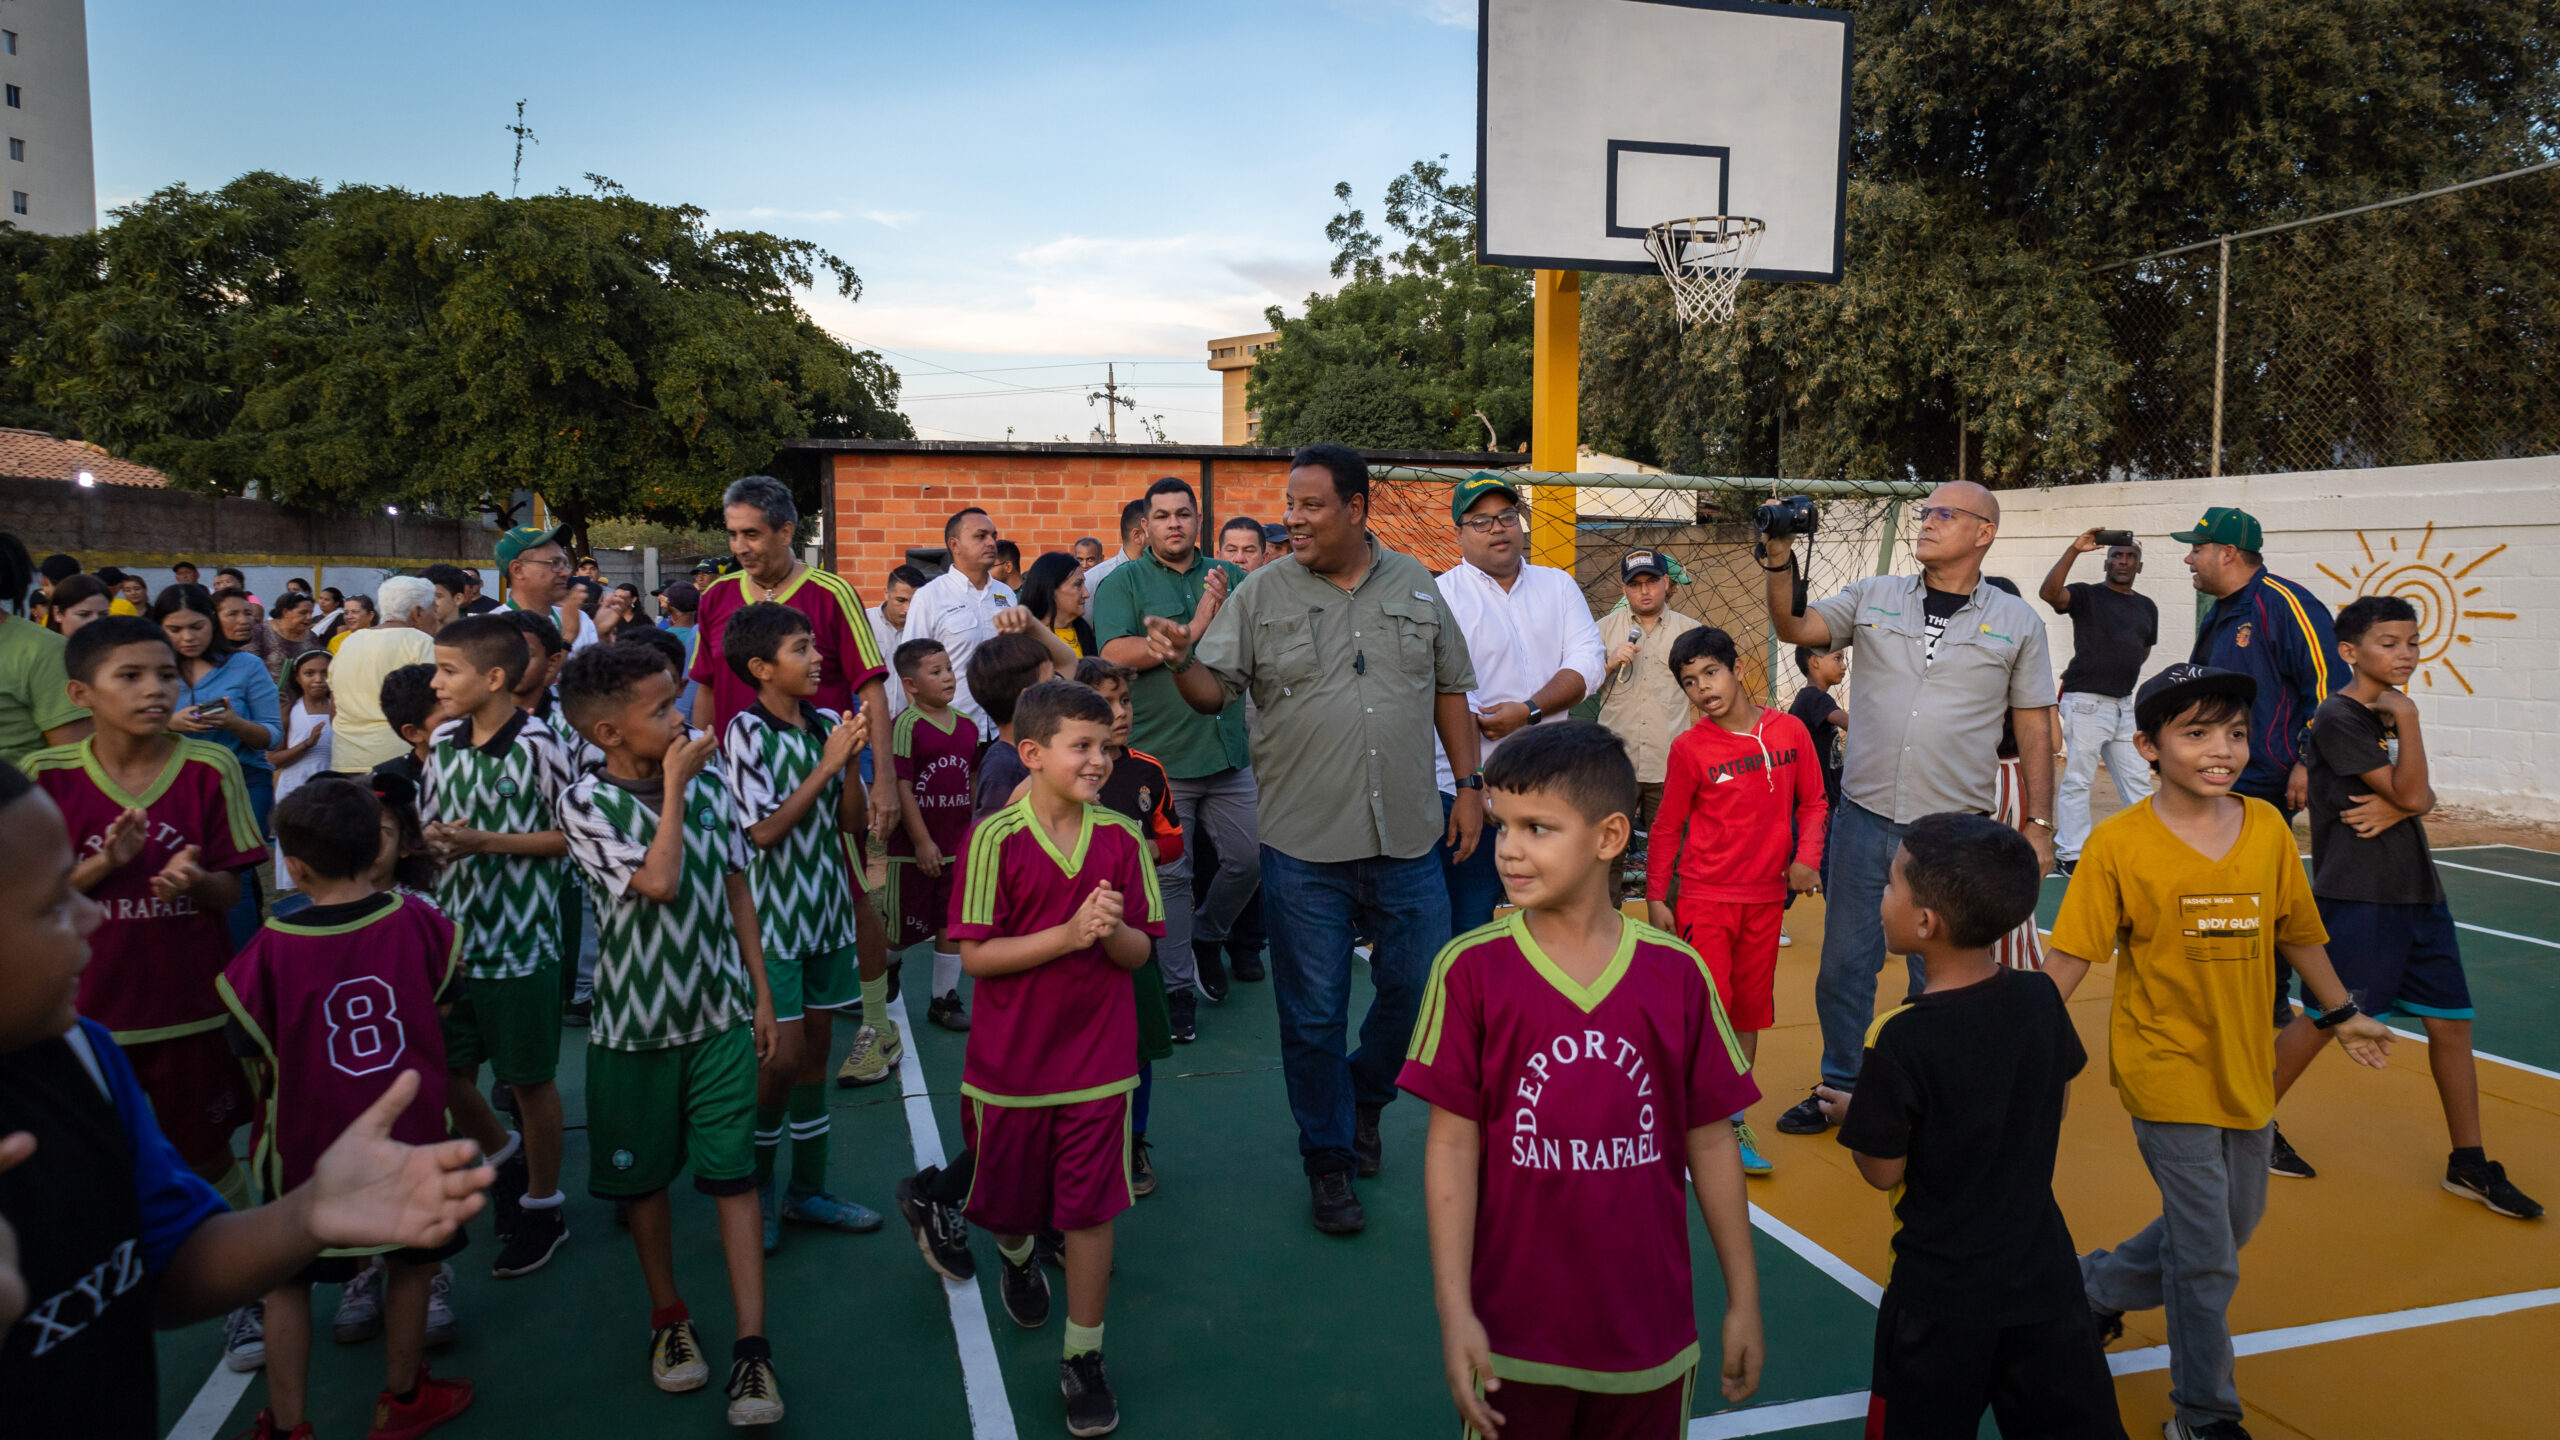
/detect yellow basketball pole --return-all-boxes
[1529,268,1579,570]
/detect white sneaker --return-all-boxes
[223,1300,267,1372]
[1779,931,1794,947]
[424,1263,460,1348]
[332,1258,385,1343]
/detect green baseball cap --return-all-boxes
[2170,506,2264,551]
[495,524,563,568]
[1450,471,1524,525]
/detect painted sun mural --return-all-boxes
[2317,523,2515,695]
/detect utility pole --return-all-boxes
[1087,362,1135,441]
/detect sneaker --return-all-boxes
[235,1407,313,1440]
[1228,942,1265,982]
[224,1301,267,1372]
[2446,1156,2545,1218]
[894,1167,975,1281]
[782,1187,884,1233]
[651,1317,711,1393]
[724,1350,785,1426]
[364,1366,473,1440]
[1309,1169,1365,1235]
[334,1259,385,1343]
[1733,1120,1773,1176]
[1353,1103,1384,1178]
[1775,1091,1834,1136]
[423,1265,459,1349]
[1195,944,1229,1004]
[1778,931,1793,948]
[1166,989,1197,1044]
[561,998,592,1028]
[836,1023,900,1087]
[1000,1245,1053,1328]
[2163,1420,2252,1440]
[928,989,970,1032]
[1132,1138,1158,1198]
[1035,1226,1066,1269]
[490,1201,567,1278]
[1061,1350,1120,1437]
[2267,1126,2316,1179]
[2054,857,2079,878]
[758,1176,782,1255]
[490,1149,528,1243]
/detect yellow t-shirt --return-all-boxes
[2047,795,2326,1129]
[1051,625,1086,658]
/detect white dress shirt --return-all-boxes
[867,604,907,716]
[1432,559,1607,792]
[904,567,1019,731]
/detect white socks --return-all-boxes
[931,949,963,998]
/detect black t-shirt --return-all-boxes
[2058,583,2158,698]
[1838,966,2089,1324]
[974,738,1029,821]
[459,596,501,616]
[2307,693,2441,905]
[1787,686,1844,806]
[1919,586,1967,664]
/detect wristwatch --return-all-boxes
[2025,817,2055,832]
[1525,703,1546,726]
[1452,774,1485,791]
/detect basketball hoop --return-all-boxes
[1643,216,1766,327]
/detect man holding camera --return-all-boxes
[1761,481,2058,1135]
[2039,529,2158,876]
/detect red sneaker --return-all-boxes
[364,1368,474,1440]
[233,1409,314,1440]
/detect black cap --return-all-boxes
[1620,549,1669,582]
[1261,523,1289,546]
[2134,663,2257,733]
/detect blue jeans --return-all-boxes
[1260,845,1452,1174]
[1435,791,1505,935]
[1813,800,1928,1090]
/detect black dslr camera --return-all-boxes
[1754,494,1819,538]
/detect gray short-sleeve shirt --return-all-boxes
[1193,536,1476,863]
[1808,573,2056,823]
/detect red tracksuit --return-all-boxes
[1646,707,1827,1031]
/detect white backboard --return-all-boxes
[1477,0,1852,280]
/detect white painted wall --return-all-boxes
[0,0,96,234]
[1977,456,2560,822]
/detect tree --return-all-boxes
[1581,0,2560,485]
[14,173,910,547]
[1250,158,1532,453]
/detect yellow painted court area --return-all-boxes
[1740,895,2560,1439]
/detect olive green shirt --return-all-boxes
[1191,536,1476,863]
[1090,546,1251,779]
[0,615,87,767]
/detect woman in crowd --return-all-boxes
[152,583,284,944]
[1020,549,1095,657]
[41,574,113,636]
[324,593,377,653]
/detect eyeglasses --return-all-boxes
[1459,508,1526,535]
[517,555,573,573]
[1916,504,1995,527]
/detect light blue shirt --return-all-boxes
[183,649,283,779]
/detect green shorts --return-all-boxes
[585,1025,758,1199]
[442,966,563,1085]
[768,941,860,1021]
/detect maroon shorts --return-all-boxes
[1676,899,1783,1032]
[959,1090,1133,1235]
[125,1029,255,1172]
[1466,1368,1694,1440]
[890,859,957,949]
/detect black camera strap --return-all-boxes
[1753,539,1812,617]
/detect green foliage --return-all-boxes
[1251,158,1531,453]
[12,173,909,541]
[1581,0,2560,485]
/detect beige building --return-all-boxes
[1206,330,1279,445]
[0,0,96,235]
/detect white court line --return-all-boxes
[165,1362,256,1440]
[2385,1025,2560,1083]
[1687,1287,2560,1437]
[2434,859,2560,889]
[1747,1203,1883,1306]
[2455,920,2560,951]
[887,991,1019,1440]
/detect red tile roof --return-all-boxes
[0,429,170,487]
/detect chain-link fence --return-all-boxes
[2096,162,2560,481]
[1366,468,1921,711]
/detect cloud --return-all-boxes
[1226,257,1335,307]
[861,209,921,228]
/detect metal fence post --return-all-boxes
[2211,235,2230,478]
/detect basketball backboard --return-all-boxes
[1477,0,1852,281]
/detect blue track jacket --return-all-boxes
[2188,569,2339,803]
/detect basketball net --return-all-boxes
[1643,216,1766,327]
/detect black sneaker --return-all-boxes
[1195,945,1229,1004]
[1352,1103,1384,1178]
[1000,1245,1052,1328]
[1775,1091,1834,1136]
[893,1168,974,1281]
[1228,942,1265,982]
[928,990,970,1032]
[1132,1138,1157,1198]
[2164,1420,2253,1440]
[2267,1125,2315,1179]
[2052,857,2077,878]
[561,998,592,1028]
[2445,1156,2544,1218]
[492,1200,567,1278]
[490,1151,528,1242]
[1309,1169,1365,1235]
[1061,1350,1120,1437]
[1166,989,1197,1044]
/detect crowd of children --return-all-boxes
[1,518,2547,1440]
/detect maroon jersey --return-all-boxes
[690,567,888,737]
[946,799,1165,1104]
[219,893,459,1195]
[25,739,269,1042]
[889,705,979,859]
[1399,914,1760,1389]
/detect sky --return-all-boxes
[87,0,1484,444]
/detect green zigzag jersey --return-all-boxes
[419,712,574,978]
[557,770,754,1052]
[720,703,862,961]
